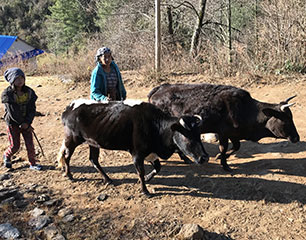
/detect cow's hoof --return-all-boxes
[144,174,154,182]
[63,172,73,180]
[223,165,232,172]
[142,191,153,198]
[104,179,113,187]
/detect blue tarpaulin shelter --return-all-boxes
[0,35,44,68]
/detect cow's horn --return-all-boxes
[194,114,203,126]
[285,95,297,103]
[280,102,295,111]
[194,115,202,121]
[179,118,190,130]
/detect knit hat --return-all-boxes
[95,47,111,63]
[4,67,25,85]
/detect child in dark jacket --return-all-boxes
[1,67,42,170]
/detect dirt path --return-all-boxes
[0,73,305,239]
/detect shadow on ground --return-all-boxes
[57,154,306,204]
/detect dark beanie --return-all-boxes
[4,67,25,84]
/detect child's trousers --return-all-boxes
[3,124,36,165]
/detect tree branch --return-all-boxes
[162,1,199,19]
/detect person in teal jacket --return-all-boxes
[90,47,126,101]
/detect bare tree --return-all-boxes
[254,0,259,56]
[227,0,232,63]
[190,0,207,56]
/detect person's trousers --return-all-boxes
[3,124,36,165]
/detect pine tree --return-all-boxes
[46,0,88,54]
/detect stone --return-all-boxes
[97,193,108,201]
[52,234,66,240]
[0,196,15,206]
[201,133,218,143]
[44,199,60,207]
[36,194,50,203]
[177,223,205,240]
[13,199,28,209]
[29,215,51,230]
[31,207,45,217]
[43,224,59,240]
[0,223,20,239]
[62,214,74,223]
[0,189,18,201]
[25,184,38,192]
[0,174,12,181]
[58,207,73,218]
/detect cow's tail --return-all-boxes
[56,139,66,169]
[147,83,170,103]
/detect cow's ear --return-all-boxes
[262,108,282,118]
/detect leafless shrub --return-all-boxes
[255,0,305,73]
[29,0,305,84]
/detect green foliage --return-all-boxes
[0,0,54,49]
[95,0,123,31]
[45,0,89,54]
[231,2,255,30]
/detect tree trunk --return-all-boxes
[254,0,259,56]
[167,6,174,35]
[190,0,207,56]
[228,0,232,63]
[155,0,161,74]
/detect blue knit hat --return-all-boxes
[4,67,25,85]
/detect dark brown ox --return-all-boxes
[57,99,208,196]
[148,83,300,171]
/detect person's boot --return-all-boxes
[3,155,12,168]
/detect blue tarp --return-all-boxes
[0,35,44,68]
[0,35,16,60]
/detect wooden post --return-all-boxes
[155,0,161,74]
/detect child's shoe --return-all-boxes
[3,155,12,168]
[29,164,42,171]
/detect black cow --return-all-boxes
[148,83,300,171]
[57,99,209,196]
